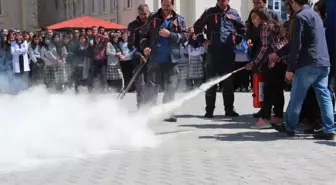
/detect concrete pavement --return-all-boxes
[0,92,335,185]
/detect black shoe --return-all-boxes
[271,124,295,137]
[225,110,239,117]
[164,116,177,122]
[204,112,214,119]
[253,110,263,118]
[313,130,336,140]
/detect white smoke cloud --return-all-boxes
[0,86,158,170]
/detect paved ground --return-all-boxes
[0,92,336,185]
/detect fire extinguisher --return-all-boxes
[252,73,264,108]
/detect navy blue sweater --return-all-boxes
[277,5,330,72]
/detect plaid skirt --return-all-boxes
[66,64,74,78]
[106,64,123,80]
[177,62,189,80]
[188,55,204,79]
[44,64,68,84]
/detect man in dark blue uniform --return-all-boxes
[127,4,151,109]
[140,0,187,122]
[193,0,245,118]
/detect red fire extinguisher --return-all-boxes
[252,73,264,108]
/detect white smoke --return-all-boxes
[0,72,235,172]
[0,86,158,170]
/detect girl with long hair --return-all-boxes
[106,32,124,92]
[41,34,68,92]
[73,34,92,92]
[28,34,44,86]
[246,8,287,129]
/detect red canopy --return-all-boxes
[47,16,127,30]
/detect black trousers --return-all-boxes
[146,62,178,106]
[29,58,45,86]
[205,49,235,113]
[234,61,250,89]
[260,63,286,120]
[120,60,134,91]
[133,58,148,108]
[87,60,107,92]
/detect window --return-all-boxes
[110,0,116,13]
[63,0,67,16]
[54,0,59,9]
[73,1,77,17]
[102,0,106,13]
[82,0,85,14]
[126,0,132,8]
[273,0,281,11]
[0,0,3,15]
[91,0,95,13]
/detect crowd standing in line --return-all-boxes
[0,0,335,140]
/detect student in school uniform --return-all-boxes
[28,34,44,86]
[10,31,30,92]
[187,38,204,89]
[106,33,124,92]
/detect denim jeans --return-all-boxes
[286,65,336,133]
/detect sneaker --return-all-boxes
[313,130,336,140]
[271,124,295,137]
[225,110,239,117]
[204,112,214,119]
[164,115,177,122]
[270,116,283,126]
[250,118,272,129]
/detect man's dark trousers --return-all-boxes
[146,62,178,106]
[205,46,235,114]
[133,57,147,108]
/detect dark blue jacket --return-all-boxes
[193,5,245,52]
[140,9,187,64]
[280,5,330,72]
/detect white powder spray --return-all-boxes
[0,72,234,171]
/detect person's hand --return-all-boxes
[119,55,125,60]
[57,60,63,64]
[269,53,280,63]
[203,40,211,46]
[285,71,294,82]
[245,62,254,70]
[159,28,170,37]
[247,39,253,47]
[143,47,151,56]
[226,14,232,19]
[116,52,121,56]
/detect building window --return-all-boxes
[73,1,77,17]
[82,0,85,14]
[126,0,132,8]
[110,0,117,13]
[54,0,59,9]
[91,0,95,13]
[63,0,67,16]
[0,0,3,15]
[102,0,106,13]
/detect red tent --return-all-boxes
[47,16,127,30]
